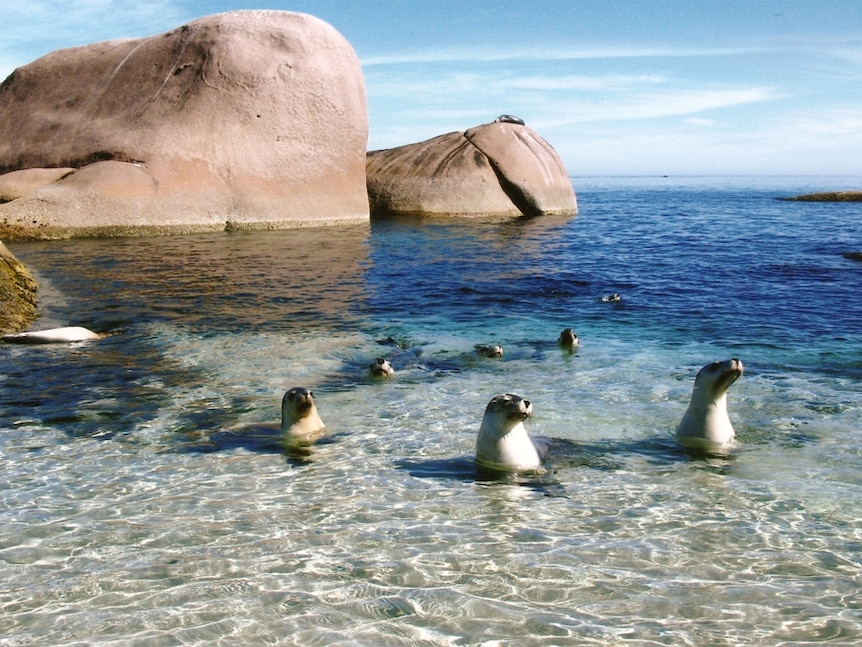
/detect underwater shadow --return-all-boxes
[395,434,737,491]
[392,456,571,498]
[177,426,345,467]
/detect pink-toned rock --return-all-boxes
[0,10,368,240]
[366,119,576,218]
[0,168,75,202]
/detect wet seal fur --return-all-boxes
[368,345,423,378]
[1,326,109,344]
[557,328,578,349]
[475,344,504,358]
[475,393,545,472]
[676,358,744,453]
[369,357,395,378]
[281,387,326,446]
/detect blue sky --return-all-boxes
[3,1,862,176]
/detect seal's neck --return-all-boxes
[477,423,541,471]
[281,410,325,439]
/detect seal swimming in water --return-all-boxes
[369,357,395,378]
[206,387,325,457]
[280,386,326,446]
[1,326,107,344]
[475,344,504,358]
[368,346,424,378]
[557,328,579,349]
[676,358,744,453]
[475,393,545,472]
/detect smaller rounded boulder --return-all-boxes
[366,118,577,218]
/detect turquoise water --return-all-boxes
[1,176,861,645]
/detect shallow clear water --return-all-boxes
[2,176,861,646]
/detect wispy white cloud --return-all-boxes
[778,112,862,138]
[503,74,667,92]
[361,44,766,67]
[684,117,717,127]
[0,0,192,79]
[565,88,779,124]
[368,65,780,126]
[2,1,189,51]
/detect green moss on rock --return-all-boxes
[0,241,37,334]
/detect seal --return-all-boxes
[369,357,395,378]
[475,344,504,358]
[475,393,544,472]
[281,386,326,444]
[676,358,744,452]
[600,293,621,302]
[558,328,579,349]
[1,326,106,344]
[494,114,525,125]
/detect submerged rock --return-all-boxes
[0,10,369,240]
[366,119,577,218]
[0,241,37,334]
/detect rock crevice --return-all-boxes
[367,119,576,218]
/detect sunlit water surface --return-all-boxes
[2,177,861,646]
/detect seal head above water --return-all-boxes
[369,357,395,378]
[475,344,504,358]
[557,328,579,349]
[475,393,544,472]
[676,358,744,453]
[281,387,325,443]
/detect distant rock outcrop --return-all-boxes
[781,191,862,202]
[366,119,577,218]
[0,10,369,240]
[0,242,37,334]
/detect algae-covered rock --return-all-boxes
[0,242,37,334]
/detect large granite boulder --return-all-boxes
[0,10,368,240]
[0,242,37,334]
[366,118,577,218]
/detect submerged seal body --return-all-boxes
[368,346,423,378]
[1,326,105,344]
[676,358,744,452]
[281,387,325,444]
[475,393,543,472]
